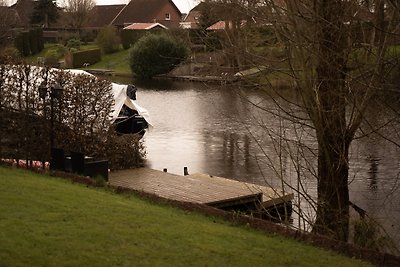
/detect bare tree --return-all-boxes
[61,0,95,35]
[0,0,18,48]
[206,0,400,243]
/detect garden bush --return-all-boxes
[0,46,21,63]
[66,38,81,50]
[28,29,39,55]
[13,29,44,57]
[21,31,31,56]
[96,26,120,54]
[129,34,189,79]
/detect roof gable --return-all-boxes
[112,0,181,26]
[87,4,125,28]
[10,0,35,26]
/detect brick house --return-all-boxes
[89,0,182,30]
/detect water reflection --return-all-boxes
[368,156,379,191]
[107,75,400,252]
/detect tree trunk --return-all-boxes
[312,0,351,241]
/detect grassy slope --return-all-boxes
[0,166,371,267]
[87,48,131,75]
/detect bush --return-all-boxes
[129,34,189,79]
[121,30,150,50]
[37,28,44,51]
[28,29,39,55]
[13,29,44,57]
[0,47,20,63]
[96,26,120,54]
[21,31,31,56]
[14,33,24,56]
[61,33,80,46]
[66,38,81,50]
[45,44,66,62]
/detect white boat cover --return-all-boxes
[65,69,153,128]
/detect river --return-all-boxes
[110,76,400,253]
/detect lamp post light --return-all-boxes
[38,82,63,169]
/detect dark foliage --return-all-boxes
[96,26,120,54]
[13,29,44,56]
[129,34,189,79]
[31,0,59,27]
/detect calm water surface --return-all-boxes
[112,77,400,251]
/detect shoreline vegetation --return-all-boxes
[26,43,294,86]
[28,43,400,88]
[1,165,399,266]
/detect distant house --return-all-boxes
[88,0,182,30]
[181,10,201,29]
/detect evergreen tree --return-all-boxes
[31,0,59,28]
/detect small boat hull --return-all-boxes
[114,115,148,136]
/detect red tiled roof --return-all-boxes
[87,4,125,29]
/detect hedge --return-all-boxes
[21,31,31,57]
[65,48,101,68]
[29,29,39,55]
[13,28,44,56]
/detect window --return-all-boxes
[165,13,170,20]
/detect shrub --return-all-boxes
[129,34,189,79]
[121,30,147,50]
[14,33,24,56]
[66,38,81,50]
[28,29,39,55]
[45,44,66,65]
[44,49,60,67]
[36,28,44,51]
[96,26,120,54]
[61,33,80,46]
[21,31,31,56]
[0,46,21,63]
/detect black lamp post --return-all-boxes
[38,82,63,169]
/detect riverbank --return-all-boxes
[0,166,379,266]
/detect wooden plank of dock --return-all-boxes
[109,168,293,210]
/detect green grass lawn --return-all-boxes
[25,43,132,75]
[0,166,371,267]
[86,48,131,75]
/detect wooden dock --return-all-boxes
[109,168,293,216]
